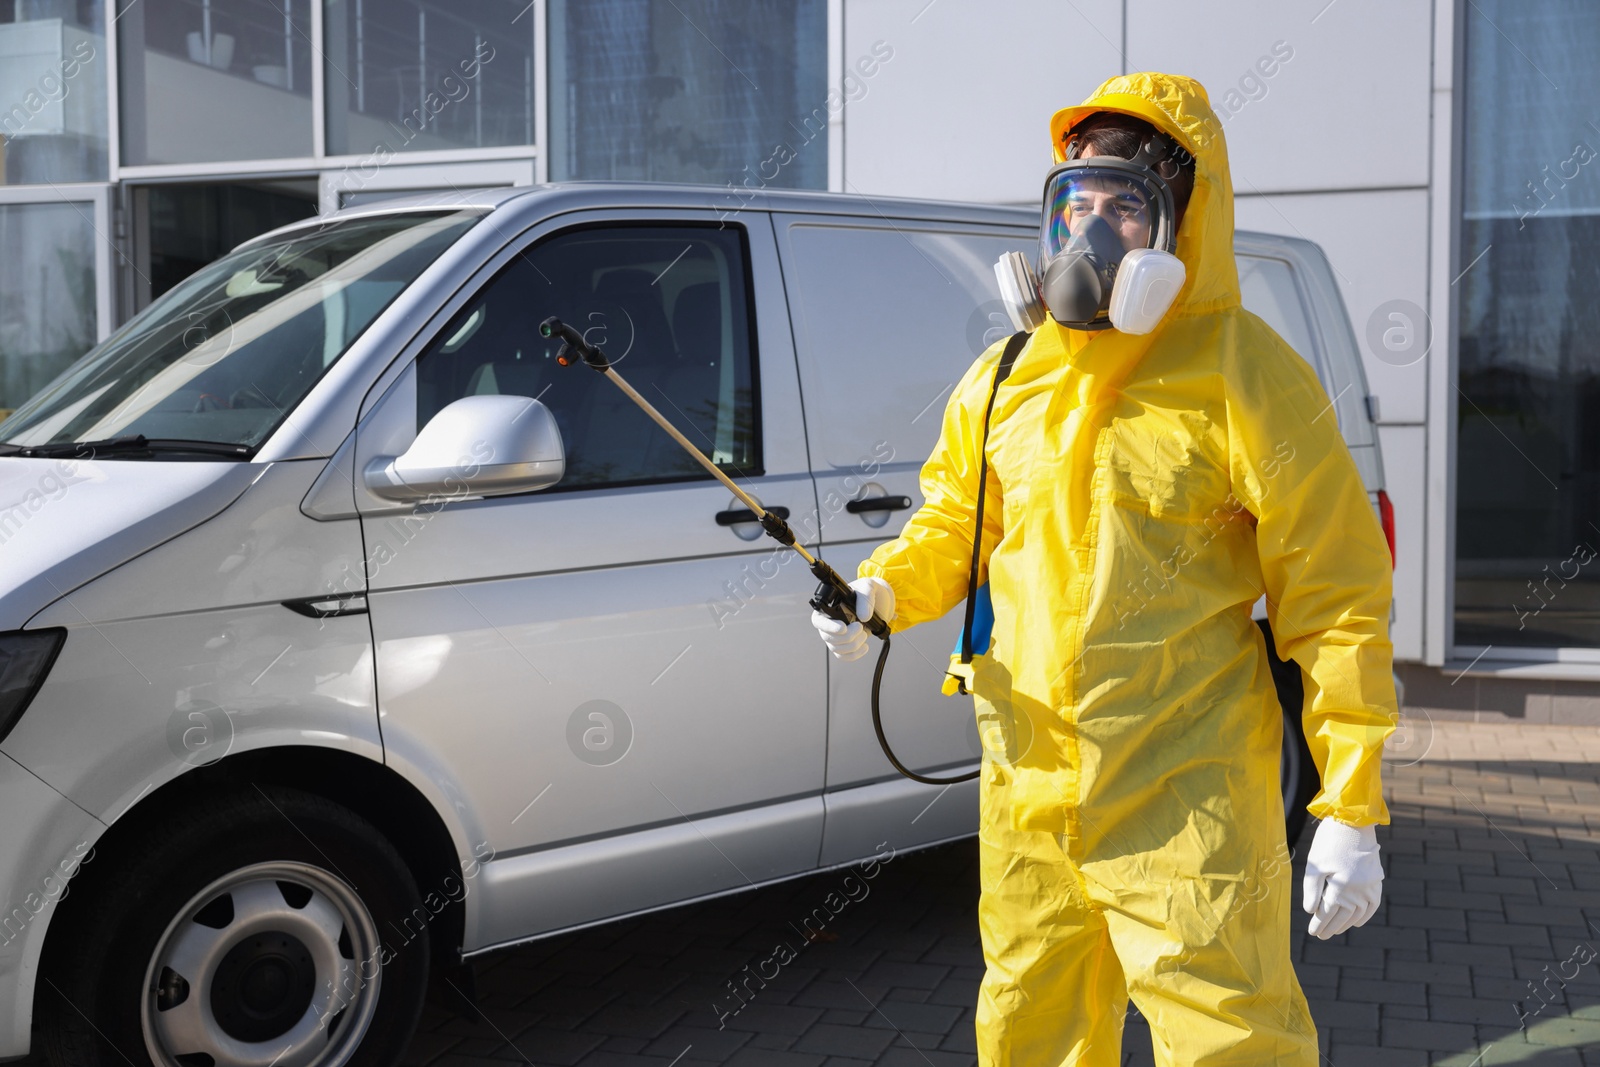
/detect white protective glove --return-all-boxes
[811,577,895,662]
[1302,818,1383,939]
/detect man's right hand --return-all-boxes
[811,577,895,661]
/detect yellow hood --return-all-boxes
[1049,72,1240,318]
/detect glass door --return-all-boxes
[124,178,319,314]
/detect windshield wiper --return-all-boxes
[0,434,255,459]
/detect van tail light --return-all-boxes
[1377,489,1395,568]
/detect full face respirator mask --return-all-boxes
[996,129,1189,335]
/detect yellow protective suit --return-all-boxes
[860,73,1398,1066]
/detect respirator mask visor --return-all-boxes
[1040,165,1167,265]
[994,150,1187,335]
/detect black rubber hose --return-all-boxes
[868,635,979,785]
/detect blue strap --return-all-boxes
[952,581,995,657]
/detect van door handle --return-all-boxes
[715,506,789,526]
[845,495,913,514]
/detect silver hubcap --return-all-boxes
[141,862,383,1067]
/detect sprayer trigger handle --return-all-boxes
[809,580,857,625]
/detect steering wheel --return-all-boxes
[192,392,231,413]
[228,382,279,410]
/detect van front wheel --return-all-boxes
[41,787,429,1067]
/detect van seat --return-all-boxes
[568,268,678,482]
[651,281,723,467]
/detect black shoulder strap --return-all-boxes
[958,330,1029,669]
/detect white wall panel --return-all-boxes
[1378,424,1427,662]
[1126,0,1432,194]
[1235,188,1430,424]
[842,0,1123,203]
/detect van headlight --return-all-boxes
[0,629,66,745]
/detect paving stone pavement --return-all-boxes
[401,721,1600,1067]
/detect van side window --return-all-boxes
[1237,253,1352,429]
[415,225,760,489]
[1237,256,1326,380]
[780,222,1033,470]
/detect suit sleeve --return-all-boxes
[1225,321,1398,827]
[858,345,1008,630]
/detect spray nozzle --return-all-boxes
[539,316,609,370]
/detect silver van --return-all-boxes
[0,184,1395,1067]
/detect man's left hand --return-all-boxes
[1302,818,1383,939]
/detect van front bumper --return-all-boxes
[0,752,104,1061]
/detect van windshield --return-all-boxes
[0,209,481,457]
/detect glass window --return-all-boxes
[0,3,108,183]
[1455,2,1600,650]
[549,0,827,188]
[0,202,96,420]
[322,0,536,166]
[116,0,313,166]
[0,210,481,454]
[416,225,759,489]
[1238,256,1319,377]
[782,222,1031,469]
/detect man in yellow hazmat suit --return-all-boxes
[812,73,1398,1065]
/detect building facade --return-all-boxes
[0,0,1595,719]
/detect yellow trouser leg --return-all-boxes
[975,773,1128,1067]
[1091,865,1320,1067]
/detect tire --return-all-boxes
[40,786,430,1067]
[1257,619,1318,848]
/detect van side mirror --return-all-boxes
[364,394,564,502]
